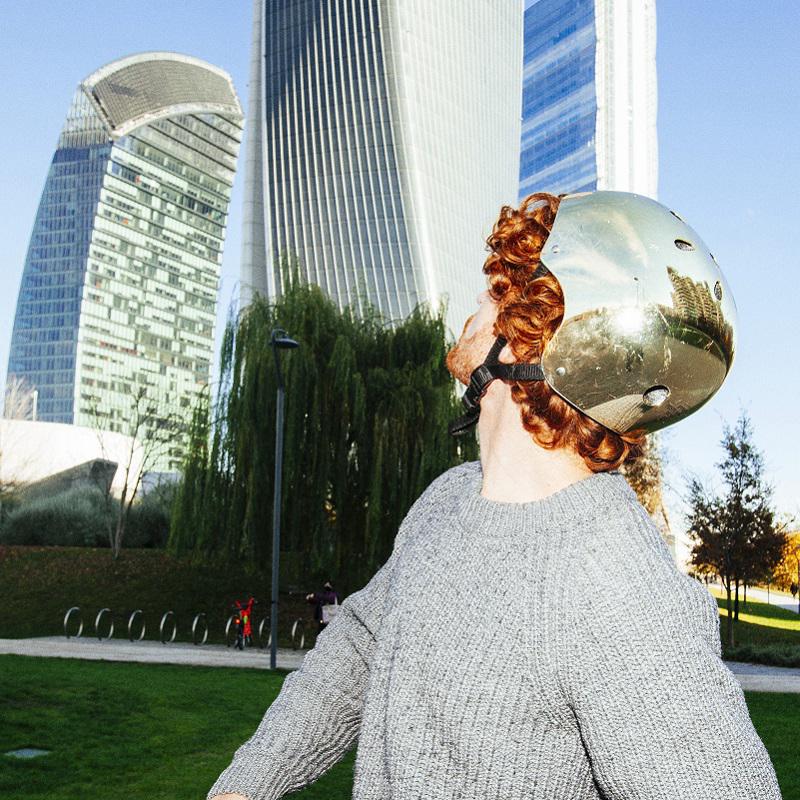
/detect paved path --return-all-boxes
[0,636,307,670]
[2,637,800,693]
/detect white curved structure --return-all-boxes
[81,52,242,138]
[0,419,143,498]
[242,0,523,342]
[7,53,243,471]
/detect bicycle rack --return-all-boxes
[94,608,114,640]
[192,613,209,646]
[64,606,84,639]
[291,618,306,650]
[127,610,146,642]
[225,614,236,647]
[257,617,272,649]
[159,611,177,644]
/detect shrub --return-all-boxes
[0,485,112,546]
[125,483,177,549]
[723,641,800,668]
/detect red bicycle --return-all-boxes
[229,596,257,650]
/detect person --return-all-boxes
[207,191,781,800]
[305,581,339,634]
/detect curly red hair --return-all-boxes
[483,191,645,472]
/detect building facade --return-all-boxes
[6,53,243,471]
[242,0,523,343]
[519,0,658,199]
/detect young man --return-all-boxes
[208,191,781,800]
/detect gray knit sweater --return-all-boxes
[207,460,782,800]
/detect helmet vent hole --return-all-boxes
[714,281,723,301]
[674,239,694,251]
[669,209,685,222]
[642,385,670,407]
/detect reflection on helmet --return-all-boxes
[448,190,737,437]
[540,191,736,433]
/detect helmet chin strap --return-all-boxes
[448,264,551,437]
[447,335,545,437]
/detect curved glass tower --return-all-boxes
[6,53,243,470]
[519,0,658,199]
[242,0,523,342]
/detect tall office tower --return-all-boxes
[6,53,243,471]
[519,0,658,199]
[242,0,523,343]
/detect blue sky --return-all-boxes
[0,1,798,534]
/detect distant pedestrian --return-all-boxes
[305,580,339,633]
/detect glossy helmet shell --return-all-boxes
[538,190,737,434]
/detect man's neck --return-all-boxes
[476,384,594,503]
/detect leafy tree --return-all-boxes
[685,411,786,646]
[770,529,800,609]
[169,254,477,591]
[90,386,186,559]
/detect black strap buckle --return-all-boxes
[448,335,547,437]
[466,364,494,406]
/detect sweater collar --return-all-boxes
[454,459,635,537]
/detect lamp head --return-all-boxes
[271,328,299,349]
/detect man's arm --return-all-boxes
[557,509,782,799]
[206,543,404,800]
[207,466,461,800]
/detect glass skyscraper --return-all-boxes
[241,0,523,343]
[6,52,243,471]
[519,0,657,199]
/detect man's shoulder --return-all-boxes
[396,461,478,541]
[426,460,479,494]
[562,485,674,581]
[565,488,707,621]
[411,460,478,513]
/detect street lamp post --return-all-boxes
[269,328,299,670]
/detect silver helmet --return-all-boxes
[448,190,737,437]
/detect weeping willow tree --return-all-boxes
[169,256,478,591]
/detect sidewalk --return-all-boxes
[0,636,307,671]
[2,636,800,693]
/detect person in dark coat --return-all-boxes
[306,581,339,633]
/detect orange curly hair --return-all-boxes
[483,191,645,472]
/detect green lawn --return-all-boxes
[0,655,353,800]
[0,655,797,800]
[709,588,800,665]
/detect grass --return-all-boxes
[1,655,796,800]
[708,587,800,666]
[0,655,355,800]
